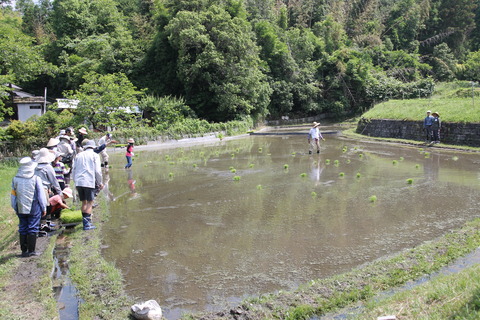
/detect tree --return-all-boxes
[0,9,55,119]
[430,43,457,81]
[460,50,480,81]
[64,72,144,130]
[165,5,271,121]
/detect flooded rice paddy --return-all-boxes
[101,126,480,319]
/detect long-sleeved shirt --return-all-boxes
[35,163,62,195]
[72,148,102,188]
[424,115,434,127]
[308,127,324,140]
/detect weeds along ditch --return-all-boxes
[98,129,480,319]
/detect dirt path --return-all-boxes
[0,235,52,319]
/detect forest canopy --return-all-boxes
[1,0,480,124]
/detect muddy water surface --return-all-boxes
[101,127,480,319]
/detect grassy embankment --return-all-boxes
[342,81,480,152]
[0,160,130,319]
[361,81,480,123]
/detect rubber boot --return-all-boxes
[20,234,28,257]
[82,213,96,231]
[26,234,39,256]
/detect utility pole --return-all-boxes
[471,82,477,108]
[44,87,47,115]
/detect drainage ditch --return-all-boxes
[52,231,81,320]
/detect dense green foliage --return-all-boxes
[1,0,480,132]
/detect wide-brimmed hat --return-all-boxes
[31,150,40,158]
[83,139,96,149]
[127,138,135,143]
[62,187,73,198]
[432,112,440,117]
[312,122,320,127]
[59,135,70,141]
[79,127,88,135]
[35,148,56,163]
[17,157,38,177]
[426,110,432,113]
[47,138,60,147]
[59,129,66,135]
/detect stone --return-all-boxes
[131,300,162,320]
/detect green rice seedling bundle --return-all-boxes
[61,209,83,224]
[369,195,377,203]
[233,176,241,181]
[284,164,289,169]
[406,178,414,184]
[300,173,307,178]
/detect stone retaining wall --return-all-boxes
[356,118,480,147]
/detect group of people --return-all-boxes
[11,126,133,257]
[423,110,441,143]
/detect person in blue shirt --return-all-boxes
[423,110,434,143]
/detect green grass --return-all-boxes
[67,194,130,319]
[357,262,480,319]
[362,97,480,123]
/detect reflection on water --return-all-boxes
[101,128,480,319]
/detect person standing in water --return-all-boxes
[308,122,325,154]
[125,138,135,169]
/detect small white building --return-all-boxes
[6,84,49,121]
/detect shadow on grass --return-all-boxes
[0,252,20,265]
[448,287,480,319]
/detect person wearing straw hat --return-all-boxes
[48,187,73,220]
[125,138,135,169]
[72,139,103,230]
[308,122,325,154]
[35,148,62,196]
[46,137,60,151]
[76,127,88,152]
[431,112,441,143]
[98,133,118,169]
[11,157,48,257]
